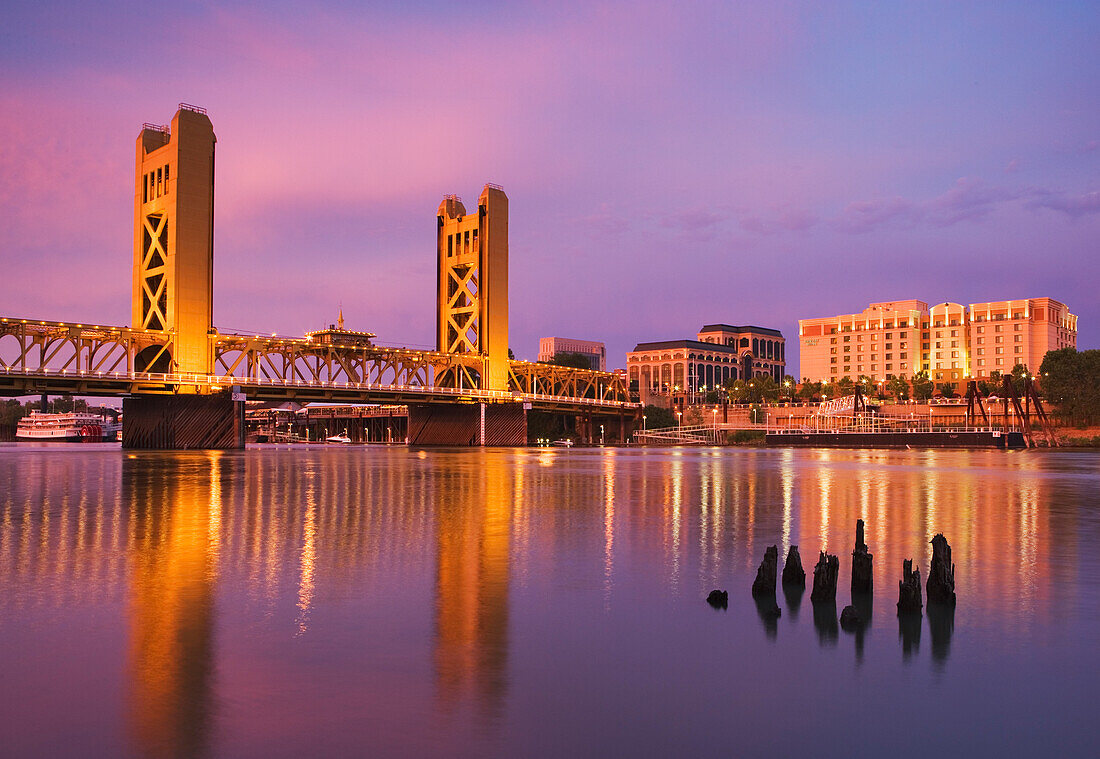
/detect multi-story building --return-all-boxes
[798,298,1077,384]
[627,324,785,395]
[538,337,606,371]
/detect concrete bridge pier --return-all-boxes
[123,394,245,450]
[407,402,527,446]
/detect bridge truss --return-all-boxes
[0,317,636,413]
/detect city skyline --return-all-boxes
[1,2,1097,373]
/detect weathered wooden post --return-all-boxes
[782,545,806,587]
[897,558,923,614]
[810,551,839,602]
[751,545,779,597]
[851,519,873,594]
[926,533,957,606]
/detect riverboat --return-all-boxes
[16,412,121,442]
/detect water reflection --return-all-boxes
[927,604,955,668]
[898,612,922,660]
[433,453,511,717]
[0,446,1095,757]
[124,454,223,758]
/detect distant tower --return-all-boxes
[436,185,509,391]
[132,104,216,374]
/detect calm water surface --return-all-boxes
[1,444,1098,757]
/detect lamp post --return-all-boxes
[642,414,647,432]
[676,410,682,432]
[600,424,605,446]
[712,407,717,430]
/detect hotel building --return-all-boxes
[798,298,1077,384]
[538,337,607,371]
[627,324,785,394]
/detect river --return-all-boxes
[1,444,1097,757]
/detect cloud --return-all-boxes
[660,208,726,232]
[737,206,818,234]
[835,178,1019,233]
[1005,158,1020,173]
[835,197,915,233]
[1025,189,1100,219]
[924,177,1018,226]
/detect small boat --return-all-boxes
[326,428,352,444]
[551,439,574,448]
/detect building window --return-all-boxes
[996,336,1003,344]
[995,325,1003,332]
[1014,335,1022,342]
[1015,346,1022,353]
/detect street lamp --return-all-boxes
[712,407,718,430]
[676,410,682,432]
[600,424,605,446]
[642,414,647,431]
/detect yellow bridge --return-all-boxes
[1,104,637,447]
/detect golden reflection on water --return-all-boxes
[0,446,1090,755]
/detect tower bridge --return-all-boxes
[0,104,637,448]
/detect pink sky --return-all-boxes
[1,1,1097,372]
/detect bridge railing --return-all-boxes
[0,365,637,409]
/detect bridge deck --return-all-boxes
[0,317,638,414]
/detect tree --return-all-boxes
[936,382,958,398]
[834,376,855,397]
[911,370,934,402]
[887,375,910,401]
[746,374,779,403]
[782,375,797,403]
[797,380,823,403]
[727,379,750,403]
[1040,348,1100,425]
[543,352,592,370]
[1009,363,1029,395]
[640,404,676,429]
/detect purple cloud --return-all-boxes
[924,177,1018,226]
[660,208,726,232]
[1026,190,1100,219]
[835,197,915,233]
[738,206,818,234]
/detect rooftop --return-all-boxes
[698,324,783,337]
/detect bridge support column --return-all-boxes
[123,394,244,450]
[408,403,527,446]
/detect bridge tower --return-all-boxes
[436,185,509,392]
[125,106,241,449]
[132,104,216,375]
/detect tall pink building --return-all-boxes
[798,298,1077,384]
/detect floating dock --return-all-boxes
[766,429,1026,449]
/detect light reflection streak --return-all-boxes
[603,449,616,606]
[296,475,317,636]
[781,449,793,551]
